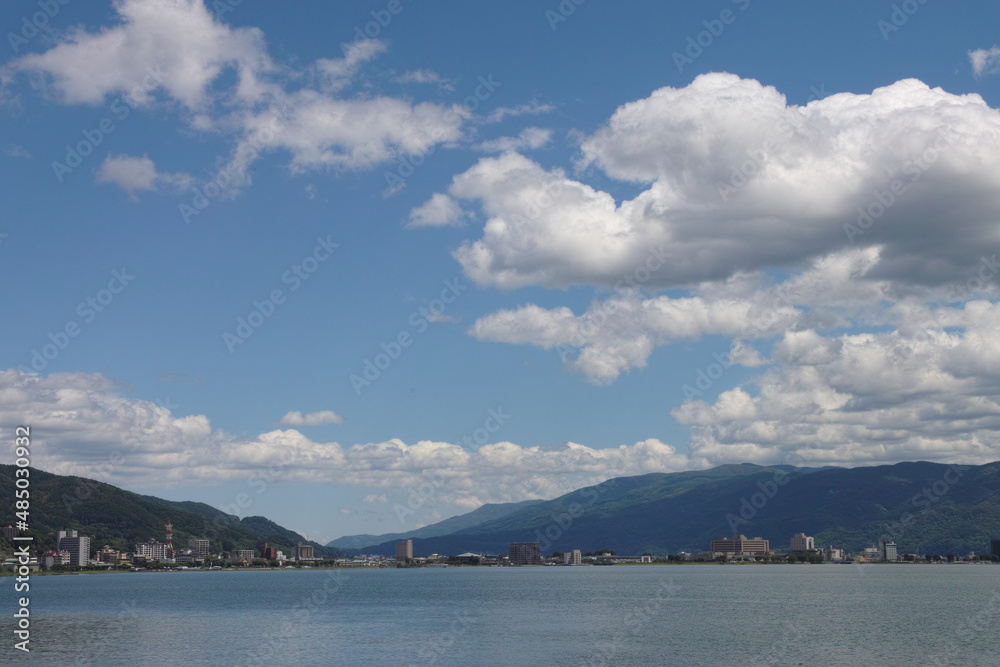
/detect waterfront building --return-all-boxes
[789,532,816,554]
[879,539,898,562]
[824,546,844,561]
[291,544,315,561]
[508,542,541,565]
[563,549,582,566]
[96,546,122,564]
[2,525,14,542]
[396,539,413,562]
[262,543,278,560]
[174,548,204,564]
[135,539,171,562]
[40,550,70,569]
[232,549,255,562]
[710,535,770,556]
[188,538,211,558]
[57,530,91,566]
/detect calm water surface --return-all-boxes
[5,565,1000,666]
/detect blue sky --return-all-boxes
[3,0,1000,544]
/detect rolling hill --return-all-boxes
[0,465,339,558]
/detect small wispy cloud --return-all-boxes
[96,154,191,200]
[407,193,469,228]
[970,46,1000,77]
[486,100,556,123]
[395,69,454,91]
[476,127,553,153]
[280,410,345,426]
[4,145,32,159]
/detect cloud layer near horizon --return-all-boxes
[6,366,1000,511]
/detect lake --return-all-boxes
[6,564,1000,665]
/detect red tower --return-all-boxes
[165,519,174,554]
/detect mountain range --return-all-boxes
[328,461,1000,557]
[6,461,1000,561]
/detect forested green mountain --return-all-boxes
[351,461,1000,557]
[0,466,339,558]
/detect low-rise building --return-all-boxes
[824,546,844,561]
[710,535,770,556]
[40,550,70,569]
[232,549,255,563]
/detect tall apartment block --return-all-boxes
[508,542,541,565]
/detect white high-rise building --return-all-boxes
[563,549,582,566]
[879,539,898,562]
[135,540,170,561]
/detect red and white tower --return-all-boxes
[165,519,174,555]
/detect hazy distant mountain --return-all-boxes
[355,461,1000,557]
[326,499,545,550]
[0,465,339,558]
